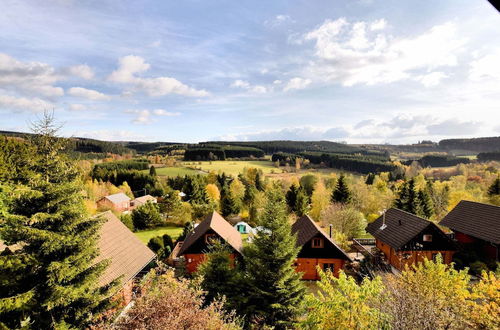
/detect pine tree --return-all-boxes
[418,189,434,219]
[488,176,500,196]
[295,188,310,216]
[243,186,305,328]
[220,184,240,217]
[0,113,116,329]
[177,221,194,242]
[394,179,424,217]
[365,173,376,185]
[255,172,264,191]
[149,165,157,176]
[331,174,352,204]
[286,184,299,211]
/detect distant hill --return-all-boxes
[438,136,500,153]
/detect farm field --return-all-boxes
[134,226,184,243]
[142,166,201,177]
[182,160,277,176]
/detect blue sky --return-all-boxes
[0,0,499,143]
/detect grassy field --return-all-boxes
[142,166,201,177]
[135,226,184,243]
[182,160,277,176]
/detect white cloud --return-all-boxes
[265,14,293,28]
[0,53,64,97]
[69,103,87,111]
[230,79,268,93]
[283,77,312,91]
[415,72,448,87]
[73,129,146,141]
[0,94,54,112]
[427,119,479,135]
[370,19,387,31]
[66,64,94,79]
[109,55,209,97]
[469,49,500,81]
[125,108,180,124]
[303,19,465,86]
[68,87,111,100]
[217,126,349,141]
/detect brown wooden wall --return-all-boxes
[376,239,454,270]
[295,258,345,280]
[184,253,237,274]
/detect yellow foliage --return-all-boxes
[310,180,330,221]
[206,184,221,201]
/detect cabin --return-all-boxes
[367,208,456,270]
[440,200,499,261]
[94,211,156,305]
[97,192,131,212]
[131,194,157,209]
[177,211,243,274]
[234,221,254,234]
[291,215,352,280]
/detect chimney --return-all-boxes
[379,209,387,230]
[398,219,402,226]
[329,224,333,238]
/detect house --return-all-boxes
[440,200,499,261]
[291,215,352,280]
[0,211,155,306]
[97,193,131,212]
[177,211,243,274]
[234,221,254,234]
[94,211,156,304]
[131,194,157,209]
[367,208,456,270]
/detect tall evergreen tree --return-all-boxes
[243,186,305,328]
[331,174,352,204]
[285,184,299,211]
[418,189,434,219]
[488,176,500,196]
[394,179,424,217]
[220,184,240,217]
[0,113,116,329]
[177,221,194,242]
[295,188,310,216]
[255,172,264,191]
[149,165,157,176]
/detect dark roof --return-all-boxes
[366,208,434,250]
[95,211,156,286]
[440,200,500,244]
[292,215,352,261]
[178,211,243,255]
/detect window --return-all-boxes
[205,233,218,244]
[323,263,335,272]
[423,234,433,242]
[312,237,324,248]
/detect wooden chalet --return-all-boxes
[367,208,455,270]
[95,211,156,304]
[177,211,243,274]
[96,192,131,212]
[291,215,351,280]
[440,200,499,261]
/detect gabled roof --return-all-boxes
[132,195,156,205]
[178,211,243,255]
[95,211,155,286]
[292,215,351,261]
[440,200,500,245]
[101,192,131,204]
[366,208,434,250]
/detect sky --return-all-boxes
[0,0,499,144]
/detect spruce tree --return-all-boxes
[295,188,310,216]
[331,174,352,204]
[286,184,299,211]
[418,189,434,219]
[0,113,115,329]
[220,184,240,217]
[243,186,305,328]
[488,176,500,196]
[149,165,157,176]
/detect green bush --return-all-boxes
[120,213,135,231]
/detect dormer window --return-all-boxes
[205,233,218,244]
[312,237,324,248]
[423,234,432,242]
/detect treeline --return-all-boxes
[439,136,500,152]
[0,130,133,155]
[93,159,149,171]
[123,141,182,153]
[184,145,265,160]
[477,152,500,162]
[404,155,471,168]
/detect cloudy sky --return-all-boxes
[0,0,499,143]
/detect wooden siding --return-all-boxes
[184,253,237,274]
[295,258,345,280]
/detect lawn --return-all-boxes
[182,160,277,176]
[135,226,184,244]
[142,166,201,177]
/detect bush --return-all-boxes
[120,213,134,231]
[470,261,488,276]
[132,201,163,230]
